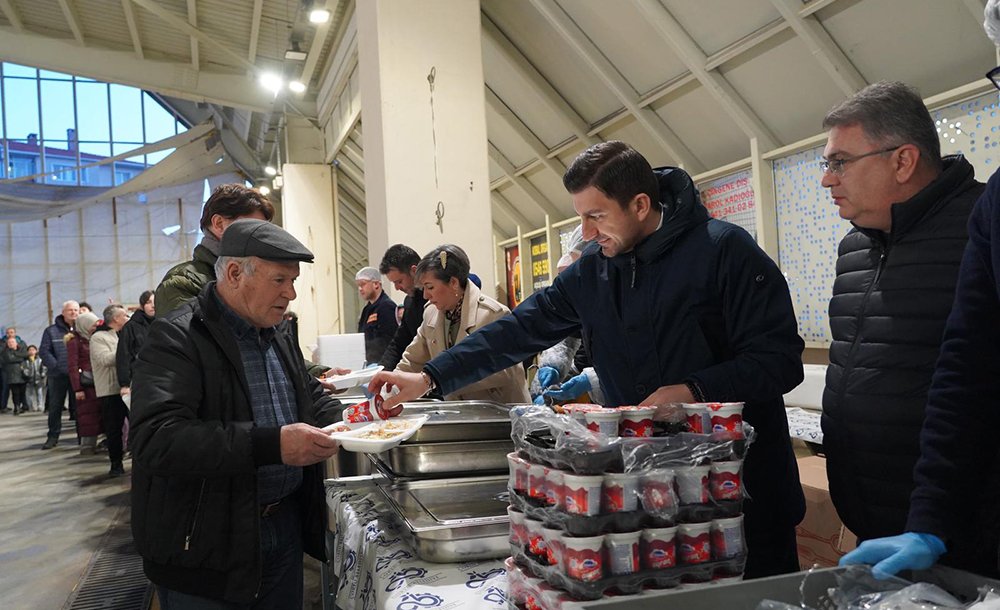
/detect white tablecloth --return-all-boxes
[326,483,509,610]
[786,407,823,444]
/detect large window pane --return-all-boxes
[44,144,77,185]
[39,69,72,80]
[110,84,143,143]
[4,78,40,140]
[2,63,37,78]
[147,148,174,164]
[41,79,74,143]
[0,81,4,139]
[144,93,176,143]
[75,81,109,143]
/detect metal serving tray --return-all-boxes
[396,401,511,443]
[377,475,511,563]
[374,439,514,477]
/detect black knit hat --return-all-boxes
[220,219,314,263]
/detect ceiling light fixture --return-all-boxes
[264,165,277,176]
[259,72,284,94]
[161,224,181,236]
[284,41,308,61]
[309,8,331,24]
[259,185,271,196]
[289,80,307,93]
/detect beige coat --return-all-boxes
[89,329,120,398]
[397,282,530,404]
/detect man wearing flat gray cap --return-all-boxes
[130,218,345,607]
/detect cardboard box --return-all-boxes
[796,455,858,569]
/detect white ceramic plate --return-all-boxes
[322,365,384,390]
[327,414,429,453]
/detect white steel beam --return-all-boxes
[130,0,256,72]
[799,0,840,18]
[121,0,144,59]
[481,11,599,148]
[0,0,24,32]
[248,0,263,64]
[489,142,564,220]
[633,0,780,150]
[491,190,534,229]
[486,85,566,180]
[528,0,704,172]
[705,19,788,71]
[769,0,867,96]
[57,0,85,46]
[299,11,332,88]
[187,0,199,71]
[0,27,286,113]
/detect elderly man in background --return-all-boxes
[130,219,343,607]
[820,82,983,560]
[355,266,398,366]
[90,304,131,477]
[39,300,80,449]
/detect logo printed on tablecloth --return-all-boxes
[365,521,381,541]
[386,567,429,592]
[376,549,414,573]
[396,592,444,610]
[464,568,505,589]
[344,549,357,571]
[482,585,507,605]
[374,535,402,548]
[360,573,374,610]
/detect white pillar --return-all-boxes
[280,163,341,360]
[357,0,494,290]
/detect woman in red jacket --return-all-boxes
[67,311,103,454]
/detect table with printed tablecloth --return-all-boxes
[325,482,509,610]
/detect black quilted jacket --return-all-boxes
[822,155,982,541]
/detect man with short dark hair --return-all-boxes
[131,219,343,607]
[155,184,275,317]
[820,81,983,550]
[377,244,427,370]
[372,140,807,579]
[116,290,155,392]
[355,267,398,366]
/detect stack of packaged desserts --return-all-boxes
[504,403,753,609]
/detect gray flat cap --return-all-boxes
[220,218,314,263]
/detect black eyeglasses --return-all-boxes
[819,145,902,176]
[987,66,1000,91]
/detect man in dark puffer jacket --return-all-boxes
[821,82,984,560]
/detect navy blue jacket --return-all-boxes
[426,167,806,573]
[39,314,72,377]
[357,290,399,365]
[908,168,1000,577]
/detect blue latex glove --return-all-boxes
[533,394,547,405]
[535,366,559,390]
[543,373,591,402]
[839,532,946,579]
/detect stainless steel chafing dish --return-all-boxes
[371,401,514,477]
[377,475,510,563]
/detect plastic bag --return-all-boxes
[831,565,964,610]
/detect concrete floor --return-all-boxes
[0,409,327,610]
[0,409,131,609]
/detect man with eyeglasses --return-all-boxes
[837,0,1000,580]
[820,81,984,571]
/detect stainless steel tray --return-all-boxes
[397,401,512,443]
[374,439,514,477]
[377,475,510,563]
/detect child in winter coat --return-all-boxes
[20,345,46,412]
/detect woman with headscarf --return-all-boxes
[395,244,530,404]
[67,310,103,454]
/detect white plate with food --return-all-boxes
[325,414,429,453]
[321,365,384,390]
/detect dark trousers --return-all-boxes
[743,518,802,580]
[8,383,25,410]
[101,394,128,463]
[156,498,304,609]
[1,374,8,410]
[46,374,76,442]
